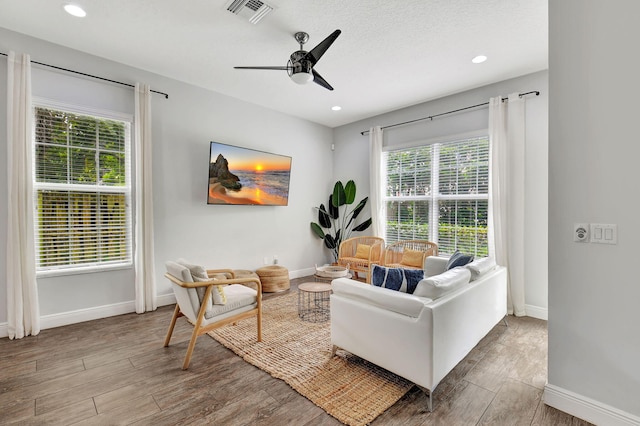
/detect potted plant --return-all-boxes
[310,180,372,262]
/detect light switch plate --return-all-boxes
[590,223,617,244]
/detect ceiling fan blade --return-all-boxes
[304,29,341,65]
[234,66,289,70]
[312,69,334,91]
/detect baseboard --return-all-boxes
[289,267,316,279]
[525,304,548,320]
[544,384,640,426]
[156,292,176,307]
[0,294,178,339]
[40,301,137,330]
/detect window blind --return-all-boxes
[33,106,132,272]
[383,136,489,256]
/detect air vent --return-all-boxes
[226,0,274,24]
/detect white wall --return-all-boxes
[546,1,640,424]
[332,70,549,318]
[0,28,334,332]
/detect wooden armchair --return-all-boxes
[164,261,262,370]
[337,236,385,283]
[382,240,438,270]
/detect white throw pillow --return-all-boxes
[413,266,471,299]
[465,257,497,281]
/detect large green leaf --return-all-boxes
[353,218,372,232]
[310,222,325,239]
[324,234,337,249]
[347,197,368,227]
[328,194,339,219]
[318,204,331,228]
[332,181,346,207]
[344,180,356,204]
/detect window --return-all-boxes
[33,105,132,273]
[384,136,489,257]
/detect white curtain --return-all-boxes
[6,51,40,339]
[369,126,385,238]
[134,83,157,313]
[488,93,526,316]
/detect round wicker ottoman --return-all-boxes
[256,265,290,293]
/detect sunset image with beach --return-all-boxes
[208,142,292,206]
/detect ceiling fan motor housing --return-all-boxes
[288,50,313,84]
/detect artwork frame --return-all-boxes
[207,141,292,206]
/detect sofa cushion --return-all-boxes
[371,265,424,294]
[445,250,474,270]
[332,278,429,318]
[400,249,424,268]
[465,257,497,281]
[424,256,448,277]
[413,266,471,299]
[355,244,371,259]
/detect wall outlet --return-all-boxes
[273,254,278,264]
[263,256,269,265]
[574,223,589,242]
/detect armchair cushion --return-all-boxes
[202,284,257,320]
[413,266,471,299]
[355,244,371,259]
[400,249,424,268]
[194,276,227,305]
[177,259,217,313]
[371,265,424,294]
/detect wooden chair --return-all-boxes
[337,236,385,283]
[382,240,438,270]
[164,261,262,370]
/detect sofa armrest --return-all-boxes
[332,278,429,318]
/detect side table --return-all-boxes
[297,282,332,322]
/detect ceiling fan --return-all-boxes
[234,29,341,91]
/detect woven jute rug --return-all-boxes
[207,292,413,426]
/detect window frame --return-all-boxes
[32,98,134,277]
[382,130,489,257]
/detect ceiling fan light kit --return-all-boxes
[234,29,341,90]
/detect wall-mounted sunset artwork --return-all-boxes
[207,141,292,206]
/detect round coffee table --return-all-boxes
[297,282,332,322]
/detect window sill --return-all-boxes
[36,263,133,279]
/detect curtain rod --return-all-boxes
[0,51,169,99]
[360,90,539,136]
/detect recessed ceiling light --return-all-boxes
[64,4,87,17]
[331,106,342,111]
[472,55,487,64]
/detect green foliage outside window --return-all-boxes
[384,137,489,257]
[34,107,130,270]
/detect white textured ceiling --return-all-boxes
[0,0,547,128]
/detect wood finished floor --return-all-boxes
[0,277,593,426]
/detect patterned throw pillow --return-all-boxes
[445,250,474,270]
[371,265,424,294]
[194,276,227,305]
[355,244,371,259]
[400,249,424,268]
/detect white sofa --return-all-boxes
[330,256,507,411]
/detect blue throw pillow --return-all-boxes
[446,250,474,270]
[371,265,424,294]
